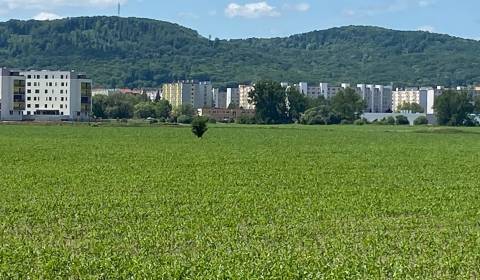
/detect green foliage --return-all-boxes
[414,116,429,125]
[248,80,288,124]
[434,90,474,126]
[377,116,396,125]
[1,17,480,87]
[235,115,256,124]
[395,115,410,125]
[285,87,308,123]
[300,105,341,125]
[154,100,173,119]
[331,88,365,121]
[191,116,208,138]
[354,118,369,125]
[174,104,196,118]
[397,102,424,113]
[134,102,156,119]
[1,125,480,278]
[177,115,193,124]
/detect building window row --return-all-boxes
[26,74,69,80]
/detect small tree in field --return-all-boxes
[192,117,208,138]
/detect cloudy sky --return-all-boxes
[0,0,478,40]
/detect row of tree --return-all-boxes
[249,81,365,125]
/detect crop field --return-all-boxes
[0,124,480,278]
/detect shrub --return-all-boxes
[208,118,217,124]
[379,116,396,125]
[341,119,353,125]
[354,118,368,125]
[191,117,208,138]
[395,115,410,125]
[413,116,429,125]
[177,115,193,124]
[236,115,256,124]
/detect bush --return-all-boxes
[413,116,428,125]
[208,118,217,124]
[177,115,193,124]
[236,115,256,124]
[354,118,368,125]
[191,117,208,138]
[395,115,410,125]
[379,116,396,125]
[341,119,353,125]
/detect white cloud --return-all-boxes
[33,12,62,20]
[283,3,310,12]
[225,2,280,18]
[417,25,435,32]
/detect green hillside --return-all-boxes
[0,16,479,87]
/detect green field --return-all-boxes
[1,124,480,278]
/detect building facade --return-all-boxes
[296,82,349,99]
[213,89,227,108]
[356,84,393,113]
[392,87,437,114]
[0,68,26,121]
[162,81,213,109]
[21,70,92,120]
[197,108,255,122]
[226,88,240,108]
[239,85,255,109]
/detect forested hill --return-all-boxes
[1,16,479,88]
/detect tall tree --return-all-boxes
[248,81,288,124]
[285,87,308,123]
[434,90,474,126]
[331,88,365,121]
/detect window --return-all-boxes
[10,110,13,115]
[49,82,52,87]
[35,89,39,94]
[27,82,31,86]
[35,104,39,108]
[45,75,48,79]
[61,82,64,87]
[60,97,64,101]
[27,97,31,101]
[27,104,31,108]
[49,97,52,101]
[27,89,31,94]
[27,111,31,115]
[60,90,64,94]
[27,75,31,79]
[60,75,64,79]
[60,104,63,109]
[45,90,48,94]
[44,104,47,108]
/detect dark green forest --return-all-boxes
[1,16,479,88]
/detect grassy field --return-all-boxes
[0,124,480,279]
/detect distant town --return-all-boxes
[1,67,480,124]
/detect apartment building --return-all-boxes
[162,81,213,109]
[392,87,437,114]
[213,89,227,108]
[0,68,26,121]
[22,70,92,120]
[357,84,393,113]
[226,88,240,108]
[239,85,255,109]
[296,82,349,99]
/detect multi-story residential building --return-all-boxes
[213,89,227,108]
[239,85,255,109]
[162,81,213,109]
[357,84,393,113]
[296,82,349,99]
[0,68,26,121]
[392,87,437,114]
[21,70,92,120]
[226,88,240,108]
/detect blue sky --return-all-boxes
[0,0,479,40]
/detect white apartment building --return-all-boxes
[392,87,437,114]
[226,88,240,108]
[22,70,92,120]
[357,84,393,113]
[162,81,213,109]
[296,82,349,99]
[213,89,227,108]
[239,85,255,109]
[0,68,26,121]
